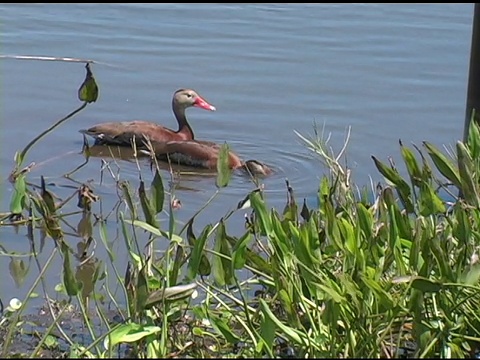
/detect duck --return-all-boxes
[79,88,216,146]
[142,139,273,177]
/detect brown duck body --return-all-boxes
[146,140,273,176]
[79,88,216,146]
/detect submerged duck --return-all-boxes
[79,88,216,146]
[143,140,273,177]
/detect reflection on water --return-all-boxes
[86,142,143,162]
[86,142,274,181]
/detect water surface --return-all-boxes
[0,3,473,308]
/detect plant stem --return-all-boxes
[17,102,88,168]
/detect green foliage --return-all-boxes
[89,117,480,358]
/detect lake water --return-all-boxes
[0,3,473,310]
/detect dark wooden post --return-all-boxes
[463,4,480,142]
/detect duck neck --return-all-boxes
[173,104,194,140]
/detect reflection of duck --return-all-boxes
[144,140,273,177]
[79,89,216,146]
[83,143,139,162]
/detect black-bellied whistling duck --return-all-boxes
[143,140,273,177]
[79,88,216,146]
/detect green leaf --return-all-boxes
[340,218,356,256]
[318,283,345,303]
[209,313,240,343]
[150,170,164,215]
[61,241,81,296]
[123,219,182,243]
[418,180,446,216]
[135,267,149,313]
[212,242,226,286]
[413,142,434,183]
[289,221,314,268]
[467,110,480,159]
[10,173,27,215]
[277,288,296,321]
[361,275,394,309]
[400,139,422,187]
[225,231,271,274]
[318,176,330,203]
[216,142,232,188]
[231,231,252,269]
[323,195,343,250]
[250,191,272,236]
[78,63,99,103]
[270,210,289,256]
[259,299,303,345]
[106,323,161,348]
[423,141,461,189]
[356,202,373,241]
[371,156,414,213]
[41,176,56,215]
[257,307,276,357]
[187,220,211,279]
[457,140,479,206]
[138,179,158,228]
[411,277,442,293]
[170,245,184,286]
[120,181,137,219]
[453,203,470,245]
[145,283,198,308]
[212,220,232,286]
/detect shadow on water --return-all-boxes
[85,143,277,191]
[85,143,223,194]
[86,143,219,176]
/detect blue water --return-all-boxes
[0,3,473,308]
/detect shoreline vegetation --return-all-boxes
[2,60,480,358]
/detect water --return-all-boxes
[0,4,473,309]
